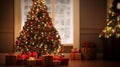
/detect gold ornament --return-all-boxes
[38,25,40,28]
[44,45,47,48]
[34,2,37,5]
[36,8,39,12]
[44,24,47,27]
[112,12,115,16]
[32,42,35,45]
[31,28,33,30]
[35,17,38,21]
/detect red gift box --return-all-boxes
[36,59,42,65]
[42,55,53,66]
[61,58,69,65]
[71,48,79,53]
[26,59,36,66]
[81,47,96,60]
[17,59,27,65]
[53,60,61,66]
[70,53,81,60]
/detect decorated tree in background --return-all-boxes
[99,0,120,39]
[15,0,62,56]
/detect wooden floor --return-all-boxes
[0,60,120,67]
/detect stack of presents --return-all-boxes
[70,41,96,60]
[70,48,81,60]
[81,41,96,60]
[5,41,96,66]
[5,52,69,66]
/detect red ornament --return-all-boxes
[21,30,24,33]
[16,40,21,45]
[29,22,33,25]
[52,31,55,35]
[24,46,27,48]
[26,34,29,37]
[48,36,53,40]
[56,40,59,43]
[40,18,43,22]
[49,22,52,26]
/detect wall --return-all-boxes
[80,0,107,53]
[0,0,14,53]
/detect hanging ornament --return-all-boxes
[29,22,33,25]
[112,29,115,34]
[36,8,39,12]
[23,35,26,39]
[24,46,27,48]
[27,29,29,31]
[38,25,40,28]
[52,31,55,35]
[44,24,47,27]
[26,34,29,37]
[34,35,37,39]
[31,30,33,33]
[25,41,28,44]
[20,33,23,36]
[35,17,38,21]
[31,27,33,30]
[112,12,115,16]
[32,42,35,45]
[34,2,37,5]
[21,30,24,33]
[16,40,21,45]
[44,45,48,49]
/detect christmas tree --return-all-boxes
[15,0,62,56]
[99,0,120,39]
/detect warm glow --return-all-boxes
[21,0,74,45]
[28,57,35,60]
[117,3,120,9]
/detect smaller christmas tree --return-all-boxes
[99,0,120,39]
[15,0,63,56]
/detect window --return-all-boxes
[21,0,74,45]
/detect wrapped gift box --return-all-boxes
[70,53,81,60]
[71,48,79,53]
[5,55,17,65]
[53,60,61,66]
[42,55,53,66]
[17,59,27,65]
[36,59,42,65]
[61,58,69,65]
[26,60,36,66]
[81,47,96,60]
